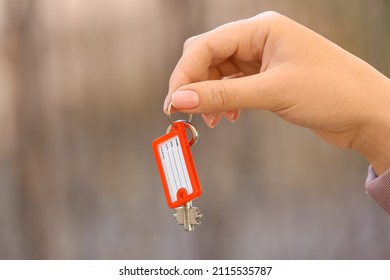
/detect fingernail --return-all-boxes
[212,113,222,127]
[163,97,169,112]
[172,90,199,109]
[202,113,221,128]
[223,110,240,122]
[222,72,245,80]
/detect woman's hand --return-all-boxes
[164,11,390,174]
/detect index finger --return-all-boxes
[164,14,270,113]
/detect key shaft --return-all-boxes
[174,201,202,231]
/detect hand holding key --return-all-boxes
[164,11,390,176]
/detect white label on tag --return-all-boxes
[157,135,193,201]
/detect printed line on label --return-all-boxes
[158,135,193,201]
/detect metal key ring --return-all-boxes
[167,102,193,125]
[166,120,199,146]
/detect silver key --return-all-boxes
[173,201,202,231]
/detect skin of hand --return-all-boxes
[164,11,390,175]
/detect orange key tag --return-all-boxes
[152,121,202,208]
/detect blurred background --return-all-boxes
[1,0,390,259]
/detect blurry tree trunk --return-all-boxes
[9,0,50,259]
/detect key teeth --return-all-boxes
[196,212,203,223]
[173,204,203,231]
[193,209,202,224]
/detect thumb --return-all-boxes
[171,74,275,114]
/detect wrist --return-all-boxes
[354,77,390,175]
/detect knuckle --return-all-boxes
[210,82,234,110]
[183,35,199,50]
[258,10,281,19]
[262,10,280,17]
[255,10,283,23]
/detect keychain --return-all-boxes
[152,103,203,231]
